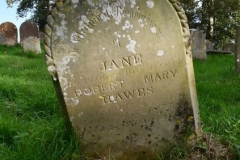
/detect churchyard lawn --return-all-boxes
[0,44,239,159]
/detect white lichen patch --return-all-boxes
[130,0,136,8]
[70,116,74,122]
[66,98,79,107]
[57,55,78,90]
[151,27,157,33]
[157,50,164,56]
[135,30,140,34]
[48,66,56,73]
[146,0,154,8]
[78,20,85,30]
[47,66,57,80]
[126,39,137,54]
[138,19,145,28]
[110,95,115,102]
[122,20,133,30]
[114,32,121,38]
[100,13,110,22]
[237,59,240,62]
[71,0,79,4]
[78,15,94,33]
[59,77,68,90]
[87,26,94,33]
[110,95,117,103]
[56,14,68,39]
[87,0,95,7]
[81,15,90,23]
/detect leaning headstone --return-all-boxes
[0,22,17,46]
[20,21,41,53]
[190,29,207,59]
[223,42,235,54]
[44,0,201,159]
[236,26,240,72]
[206,40,214,51]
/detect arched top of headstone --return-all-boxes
[45,0,192,61]
[0,21,18,46]
[20,21,39,42]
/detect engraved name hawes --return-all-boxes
[102,87,153,104]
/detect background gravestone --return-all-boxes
[206,40,214,51]
[223,42,236,54]
[20,21,41,53]
[190,29,207,59]
[0,22,17,46]
[236,26,240,72]
[44,0,201,159]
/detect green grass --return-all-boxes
[0,45,240,159]
[194,55,240,156]
[0,44,79,160]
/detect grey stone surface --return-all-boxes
[44,0,201,158]
[190,29,207,59]
[0,22,17,46]
[223,42,235,54]
[20,21,41,53]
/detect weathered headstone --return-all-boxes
[236,26,240,72]
[206,40,214,51]
[0,22,18,46]
[223,42,235,54]
[44,0,201,159]
[190,29,207,59]
[20,21,41,53]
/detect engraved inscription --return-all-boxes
[75,81,124,96]
[144,69,177,83]
[99,54,142,71]
[102,87,153,104]
[113,38,121,47]
[71,8,163,43]
[123,10,163,39]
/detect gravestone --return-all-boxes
[0,22,17,46]
[190,29,207,59]
[44,0,201,159]
[206,40,214,51]
[236,26,240,72]
[20,21,41,53]
[223,42,235,54]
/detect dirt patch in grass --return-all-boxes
[168,133,239,160]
